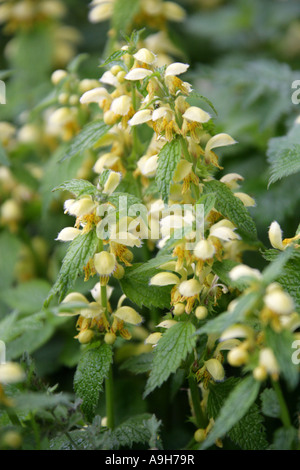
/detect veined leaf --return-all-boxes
[260,388,280,418]
[156,139,182,204]
[201,375,261,449]
[74,343,113,421]
[62,121,111,161]
[44,230,98,306]
[119,255,173,309]
[53,179,98,198]
[202,180,257,240]
[267,123,300,185]
[144,321,196,397]
[207,378,267,450]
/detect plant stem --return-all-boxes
[188,374,207,429]
[105,365,115,430]
[272,379,291,428]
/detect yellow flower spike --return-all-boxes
[204,133,237,163]
[51,69,67,85]
[156,319,177,329]
[128,109,153,126]
[229,264,262,282]
[55,227,81,242]
[182,106,211,124]
[259,348,279,379]
[110,95,132,116]
[165,62,189,77]
[268,220,300,250]
[145,332,163,346]
[150,272,180,286]
[133,48,157,65]
[102,171,121,195]
[264,285,294,315]
[125,68,153,81]
[234,192,256,207]
[220,173,244,189]
[114,306,143,325]
[194,239,216,260]
[80,87,110,105]
[173,160,193,183]
[179,279,202,297]
[94,251,116,285]
[65,196,97,218]
[204,358,225,382]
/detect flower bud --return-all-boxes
[77,329,94,344]
[0,362,25,384]
[195,306,208,320]
[194,428,206,443]
[145,332,162,346]
[259,348,279,376]
[268,221,284,250]
[264,287,294,315]
[156,319,177,329]
[253,365,267,382]
[94,251,116,278]
[227,347,249,367]
[51,69,67,85]
[104,332,117,345]
[173,303,185,316]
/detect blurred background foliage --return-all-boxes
[0,0,300,449]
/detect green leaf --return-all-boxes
[0,280,51,314]
[112,0,141,36]
[195,291,260,335]
[104,414,161,450]
[100,50,128,68]
[260,388,280,418]
[156,139,182,204]
[207,378,267,450]
[144,321,196,397]
[74,343,113,421]
[7,322,55,360]
[269,426,298,450]
[202,180,257,240]
[14,392,73,412]
[62,121,111,161]
[120,352,153,375]
[0,231,21,291]
[201,375,261,449]
[45,230,98,306]
[265,327,299,390]
[212,259,247,290]
[119,255,173,309]
[267,123,300,185]
[53,179,98,198]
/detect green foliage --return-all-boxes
[260,388,280,418]
[144,321,196,397]
[207,378,267,450]
[201,376,261,449]
[74,343,113,421]
[119,255,173,309]
[267,124,300,185]
[62,121,111,162]
[156,138,182,204]
[45,230,98,305]
[202,180,257,240]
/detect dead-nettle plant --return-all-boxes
[45,35,300,448]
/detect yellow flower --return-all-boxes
[268,221,300,250]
